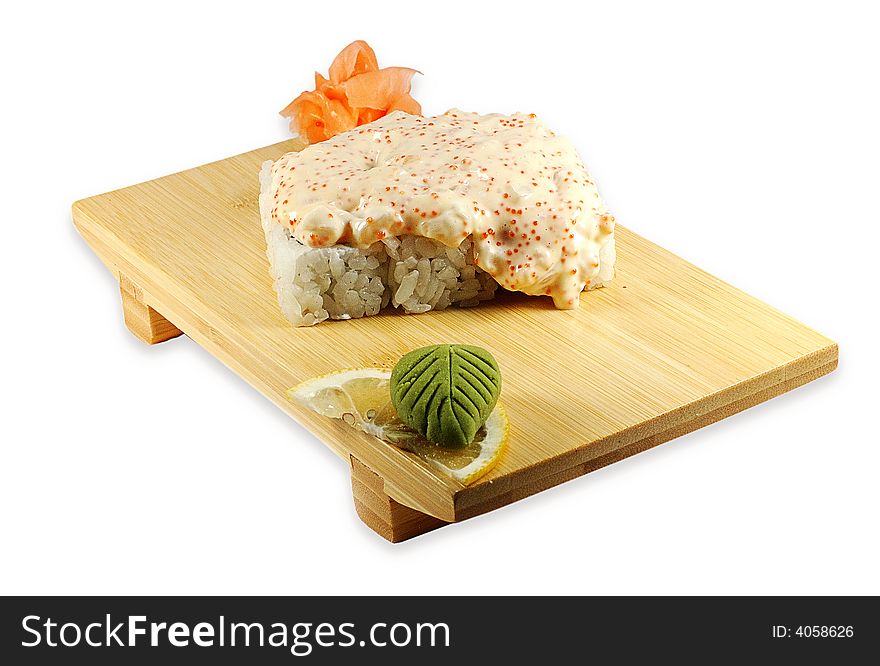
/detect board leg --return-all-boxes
[119,275,183,345]
[350,456,448,542]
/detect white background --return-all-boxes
[2,1,877,595]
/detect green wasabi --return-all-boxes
[390,344,501,448]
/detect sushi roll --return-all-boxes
[260,162,497,326]
[259,110,615,326]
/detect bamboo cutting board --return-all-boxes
[73,139,838,541]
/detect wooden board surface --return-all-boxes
[72,139,838,534]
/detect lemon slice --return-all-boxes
[288,369,508,485]
[400,405,508,485]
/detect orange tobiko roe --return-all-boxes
[280,40,421,144]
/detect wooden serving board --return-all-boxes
[73,139,838,542]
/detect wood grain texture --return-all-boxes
[72,139,838,538]
[119,275,183,344]
[351,456,447,542]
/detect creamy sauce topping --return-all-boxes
[267,110,614,308]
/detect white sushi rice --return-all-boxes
[260,161,497,326]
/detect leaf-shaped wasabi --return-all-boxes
[390,344,501,448]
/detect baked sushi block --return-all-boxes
[259,109,615,326]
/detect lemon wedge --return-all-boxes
[288,369,508,485]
